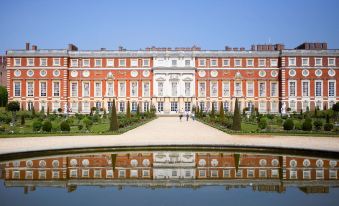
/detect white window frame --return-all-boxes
[26,81,34,97]
[259,82,266,97]
[234,59,242,67]
[259,59,266,67]
[210,81,218,97]
[302,58,309,66]
[222,81,230,97]
[94,59,102,67]
[40,58,47,66]
[143,81,150,97]
[328,58,336,66]
[288,80,297,97]
[14,58,21,66]
[82,59,90,67]
[302,80,310,97]
[27,58,34,66]
[71,82,78,97]
[246,59,254,67]
[82,101,90,113]
[210,59,218,67]
[71,102,78,112]
[94,81,102,97]
[71,59,78,67]
[39,81,47,97]
[82,81,90,97]
[119,59,126,67]
[143,59,150,67]
[38,171,46,179]
[130,59,138,67]
[270,59,278,67]
[198,81,206,97]
[288,57,296,66]
[106,81,114,97]
[315,80,323,97]
[53,58,61,66]
[222,58,230,66]
[13,81,21,97]
[130,81,138,97]
[328,80,336,97]
[234,81,242,97]
[107,59,114,67]
[315,57,322,66]
[52,81,60,97]
[199,59,206,67]
[270,82,278,97]
[119,81,126,97]
[246,81,254,97]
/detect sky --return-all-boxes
[0,0,339,54]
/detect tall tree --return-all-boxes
[136,103,140,116]
[7,101,20,124]
[0,86,8,107]
[110,99,118,131]
[232,98,241,131]
[210,102,215,118]
[219,102,225,121]
[126,101,131,118]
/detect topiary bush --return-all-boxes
[313,120,323,131]
[302,118,313,131]
[324,123,334,131]
[32,120,42,132]
[82,117,93,131]
[258,117,268,130]
[42,121,52,132]
[294,120,302,130]
[60,121,70,132]
[283,119,294,130]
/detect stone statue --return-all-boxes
[281,102,286,115]
[64,104,68,114]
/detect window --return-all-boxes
[119,82,126,97]
[27,58,34,66]
[223,101,229,112]
[302,58,309,66]
[235,59,242,67]
[14,81,21,97]
[172,59,177,66]
[171,82,178,96]
[95,59,102,67]
[184,82,191,96]
[185,60,191,66]
[53,82,60,97]
[39,58,47,66]
[271,82,278,97]
[158,82,164,96]
[130,170,138,177]
[210,59,217,67]
[157,102,164,112]
[118,170,126,178]
[290,170,297,179]
[223,169,231,178]
[247,59,254,67]
[271,101,278,112]
[27,101,34,111]
[271,169,279,178]
[71,82,78,97]
[247,169,254,178]
[199,170,206,177]
[184,102,191,112]
[289,81,296,97]
[329,169,337,179]
[143,102,149,112]
[119,101,125,112]
[223,81,230,97]
[315,81,322,97]
[199,59,206,66]
[70,169,77,177]
[83,102,90,113]
[107,59,114,67]
[199,102,205,111]
[94,169,102,178]
[83,82,90,97]
[247,81,254,97]
[40,102,46,112]
[328,58,336,66]
[288,58,296,66]
[329,81,335,97]
[106,170,114,178]
[303,170,311,179]
[131,82,138,97]
[107,82,114,96]
[316,169,324,179]
[52,58,60,66]
[14,58,21,66]
[131,59,138,67]
[235,169,243,178]
[212,101,217,111]
[289,100,296,111]
[315,58,322,66]
[211,82,218,97]
[259,170,267,178]
[52,101,60,111]
[27,82,34,97]
[82,59,89,67]
[131,102,137,112]
[302,81,309,97]
[302,100,309,111]
[40,82,47,97]
[95,82,102,97]
[259,59,266,67]
[142,170,150,177]
[171,102,178,112]
[52,171,59,179]
[119,59,126,67]
[199,82,206,97]
[71,102,78,112]
[270,59,278,67]
[143,59,150,67]
[259,101,266,112]
[107,102,113,111]
[71,59,78,67]
[211,170,218,177]
[222,59,230,66]
[235,82,242,97]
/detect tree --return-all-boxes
[313,120,323,131]
[7,101,20,124]
[21,113,25,125]
[258,117,268,130]
[42,121,52,132]
[210,102,215,118]
[47,106,50,116]
[32,106,36,117]
[196,106,200,117]
[232,98,241,131]
[219,103,225,121]
[126,101,131,118]
[283,119,294,130]
[60,121,70,132]
[110,99,119,131]
[136,103,140,116]
[302,118,313,131]
[332,102,339,121]
[0,86,8,107]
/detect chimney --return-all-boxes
[240,47,245,51]
[233,47,238,51]
[118,46,124,51]
[251,45,256,51]
[32,45,37,50]
[322,43,327,49]
[100,48,106,51]
[25,42,30,50]
[68,44,78,51]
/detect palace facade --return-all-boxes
[5,42,339,114]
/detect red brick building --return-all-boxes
[5,42,339,114]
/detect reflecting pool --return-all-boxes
[1,148,339,206]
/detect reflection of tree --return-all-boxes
[233,153,240,172]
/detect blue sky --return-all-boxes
[1,0,339,53]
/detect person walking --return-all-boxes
[191,113,195,121]
[179,113,183,121]
[186,112,189,121]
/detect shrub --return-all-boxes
[302,118,313,131]
[82,117,93,130]
[78,124,83,131]
[32,120,42,132]
[42,121,52,132]
[258,117,268,130]
[324,123,334,131]
[313,120,323,131]
[232,98,241,131]
[60,121,70,132]
[294,120,302,130]
[283,119,294,130]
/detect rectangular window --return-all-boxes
[223,169,231,178]
[27,58,34,66]
[40,82,47,97]
[119,59,126,67]
[14,58,21,66]
[83,82,90,97]
[185,60,191,66]
[259,59,266,67]
[107,59,114,67]
[53,58,60,66]
[199,170,206,177]
[106,170,114,178]
[119,102,125,112]
[130,170,138,177]
[71,59,78,67]
[52,171,59,179]
[211,81,218,97]
[210,59,217,67]
[131,102,137,112]
[235,82,242,97]
[28,102,34,112]
[142,170,150,177]
[271,82,278,97]
[172,59,177,66]
[271,101,278,112]
[118,170,126,178]
[185,82,191,96]
[329,169,337,179]
[12,170,20,179]
[40,58,47,66]
[71,102,78,112]
[235,59,242,67]
[303,170,311,179]
[211,170,218,177]
[223,59,230,66]
[94,169,102,178]
[259,101,266,112]
[27,82,34,97]
[235,169,243,178]
[199,82,206,97]
[199,59,206,66]
[82,102,90,113]
[247,81,254,97]
[247,169,254,178]
[328,58,336,66]
[131,81,138,97]
[270,59,278,67]
[143,102,149,112]
[223,101,229,112]
[95,82,102,97]
[52,101,60,111]
[184,102,191,112]
[70,169,77,177]
[171,82,178,96]
[107,82,114,97]
[289,101,296,111]
[119,82,126,97]
[131,59,138,67]
[247,59,254,67]
[199,102,205,111]
[259,170,267,178]
[223,81,230,97]
[315,58,322,66]
[14,81,21,97]
[171,102,178,112]
[271,169,279,178]
[71,82,78,97]
[288,58,296,66]
[290,170,297,179]
[259,82,266,97]
[157,102,164,112]
[53,82,60,97]
[158,82,164,96]
[82,169,89,178]
[316,169,324,179]
[95,59,102,67]
[143,59,150,67]
[302,58,309,66]
[289,81,296,97]
[302,81,309,97]
[329,81,335,97]
[82,59,90,67]
[315,81,322,97]
[39,171,46,179]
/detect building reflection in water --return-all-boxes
[0,151,338,194]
